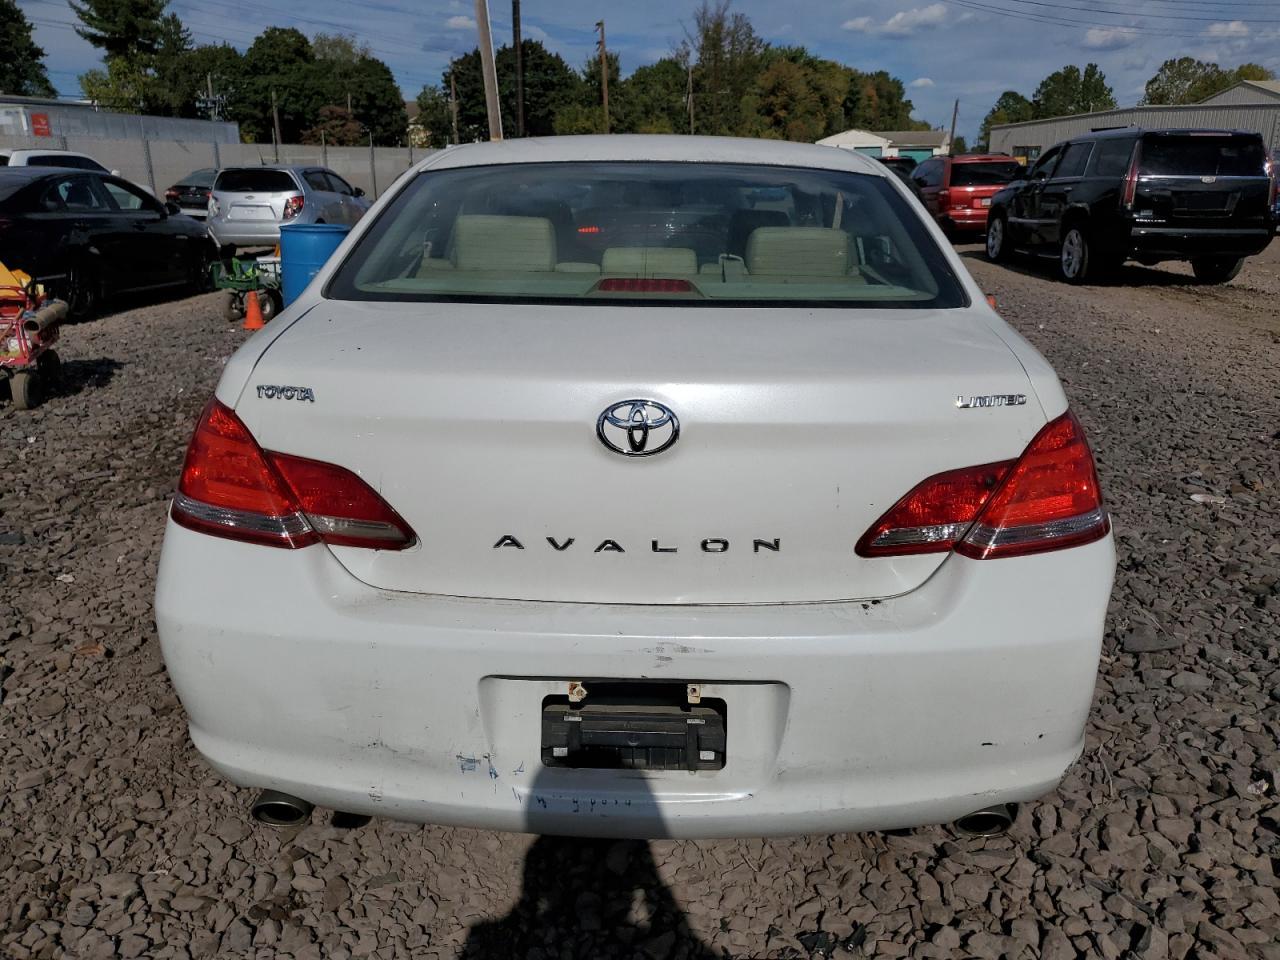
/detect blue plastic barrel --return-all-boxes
[279,223,350,306]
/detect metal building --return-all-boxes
[989,80,1280,162]
[0,95,240,144]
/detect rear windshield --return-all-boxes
[180,168,216,188]
[328,161,966,308]
[1141,135,1267,177]
[950,162,1022,186]
[215,169,297,193]
[27,154,106,172]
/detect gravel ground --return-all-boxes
[2,242,1279,960]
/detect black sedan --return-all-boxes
[165,167,216,219]
[0,167,213,319]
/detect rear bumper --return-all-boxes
[941,209,991,233]
[208,219,281,248]
[1126,225,1273,260]
[155,520,1115,838]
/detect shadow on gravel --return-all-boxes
[58,358,124,397]
[956,248,1201,288]
[460,835,718,960]
[461,770,718,960]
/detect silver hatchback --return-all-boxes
[207,165,371,249]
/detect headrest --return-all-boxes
[453,215,556,272]
[745,227,850,277]
[601,247,698,275]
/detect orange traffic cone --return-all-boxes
[242,290,265,330]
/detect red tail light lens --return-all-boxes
[856,461,1013,557]
[267,452,415,549]
[282,195,304,220]
[172,400,415,550]
[165,188,179,201]
[857,411,1108,560]
[1122,142,1142,210]
[957,411,1108,559]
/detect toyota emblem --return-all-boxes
[597,400,680,457]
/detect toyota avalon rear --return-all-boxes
[155,136,1115,838]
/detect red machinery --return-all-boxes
[1,278,66,410]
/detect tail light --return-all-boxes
[597,278,692,293]
[857,411,1108,560]
[165,188,179,201]
[1121,141,1142,210]
[171,399,415,550]
[282,195,304,220]
[937,188,951,208]
[1266,151,1277,208]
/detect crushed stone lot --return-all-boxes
[2,243,1279,960]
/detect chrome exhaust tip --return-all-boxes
[953,803,1017,837]
[251,789,314,827]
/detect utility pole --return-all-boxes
[512,0,524,137]
[595,20,609,134]
[474,0,503,140]
[449,69,460,144]
[686,62,694,135]
[271,88,282,161]
[947,98,960,156]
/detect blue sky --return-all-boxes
[21,0,1280,141]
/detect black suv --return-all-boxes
[986,128,1275,284]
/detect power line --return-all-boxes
[935,0,1272,38]
[982,0,1280,23]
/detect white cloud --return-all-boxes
[445,15,476,30]
[909,77,935,88]
[1207,21,1249,38]
[843,4,947,37]
[882,4,948,36]
[1082,27,1136,50]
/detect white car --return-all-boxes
[0,147,111,173]
[155,135,1115,839]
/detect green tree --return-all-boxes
[180,44,243,120]
[233,27,316,143]
[0,0,55,97]
[431,40,579,141]
[579,50,620,131]
[1078,63,1116,113]
[414,84,453,147]
[302,105,363,145]
[1032,63,1115,118]
[951,135,968,155]
[683,0,765,136]
[845,70,928,131]
[979,90,1033,149]
[741,50,849,141]
[80,56,152,111]
[148,13,193,116]
[619,57,689,134]
[1142,57,1276,105]
[312,33,369,64]
[70,0,166,60]
[336,56,407,144]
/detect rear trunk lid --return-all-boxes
[949,161,1023,212]
[235,302,1045,604]
[1135,132,1272,227]
[214,169,299,223]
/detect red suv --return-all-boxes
[912,154,1024,238]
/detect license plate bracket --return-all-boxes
[541,686,726,771]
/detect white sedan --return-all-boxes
[155,135,1115,839]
